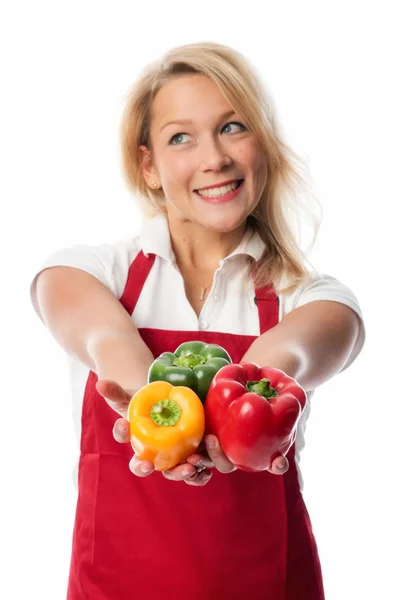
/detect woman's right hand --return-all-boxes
[95,379,202,483]
[95,379,134,420]
[113,417,157,477]
[113,417,215,484]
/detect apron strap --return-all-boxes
[119,251,155,315]
[254,285,280,335]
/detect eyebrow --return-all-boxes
[160,110,237,133]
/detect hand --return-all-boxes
[95,379,134,419]
[111,416,214,486]
[163,435,289,483]
[186,435,289,478]
[96,379,289,482]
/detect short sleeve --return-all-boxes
[295,273,363,316]
[29,238,140,320]
[282,272,366,372]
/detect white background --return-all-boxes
[1,1,399,598]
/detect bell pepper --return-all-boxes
[148,341,232,403]
[204,362,307,472]
[128,380,205,471]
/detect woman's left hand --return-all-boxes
[185,435,289,482]
[112,419,289,486]
[164,434,289,485]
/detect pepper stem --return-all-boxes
[246,378,278,399]
[150,399,182,427]
[172,352,207,368]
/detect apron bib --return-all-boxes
[67,251,324,600]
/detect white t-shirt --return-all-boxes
[30,213,365,490]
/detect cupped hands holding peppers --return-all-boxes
[95,339,305,485]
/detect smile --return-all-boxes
[195,179,244,199]
[194,179,244,204]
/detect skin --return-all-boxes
[96,74,288,485]
[140,73,268,272]
[97,380,289,486]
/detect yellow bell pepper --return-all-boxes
[128,381,205,471]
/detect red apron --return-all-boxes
[67,251,325,600]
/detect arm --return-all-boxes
[242,300,364,391]
[34,266,154,394]
[34,265,221,484]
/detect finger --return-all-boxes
[186,452,215,469]
[129,455,154,477]
[96,379,132,401]
[204,435,236,474]
[162,463,197,482]
[173,439,215,470]
[267,455,289,475]
[184,469,213,487]
[96,380,133,419]
[113,418,130,443]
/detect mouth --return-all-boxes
[194,179,244,199]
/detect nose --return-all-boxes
[199,136,233,172]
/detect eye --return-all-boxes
[221,121,247,134]
[169,132,191,145]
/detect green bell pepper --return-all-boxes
[148,341,232,403]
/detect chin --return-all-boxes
[196,198,255,233]
[201,214,248,234]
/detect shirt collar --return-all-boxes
[139,213,175,262]
[224,226,265,262]
[139,213,265,263]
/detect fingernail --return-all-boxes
[141,464,152,474]
[278,459,287,470]
[181,468,193,478]
[206,437,216,448]
[200,472,212,482]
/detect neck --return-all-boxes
[167,214,247,270]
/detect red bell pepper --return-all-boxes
[204,362,307,472]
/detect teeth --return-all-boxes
[197,180,241,198]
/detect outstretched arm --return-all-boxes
[242,300,364,391]
[33,265,154,413]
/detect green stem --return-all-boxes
[150,399,182,427]
[246,378,278,399]
[172,352,207,368]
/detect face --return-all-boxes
[141,74,268,233]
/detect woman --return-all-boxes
[30,42,365,599]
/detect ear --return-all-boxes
[139,145,160,188]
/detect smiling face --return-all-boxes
[140,74,268,233]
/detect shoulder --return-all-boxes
[279,269,364,322]
[29,213,172,305]
[30,234,142,301]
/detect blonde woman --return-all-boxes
[30,42,365,599]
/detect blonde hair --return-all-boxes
[120,41,322,294]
